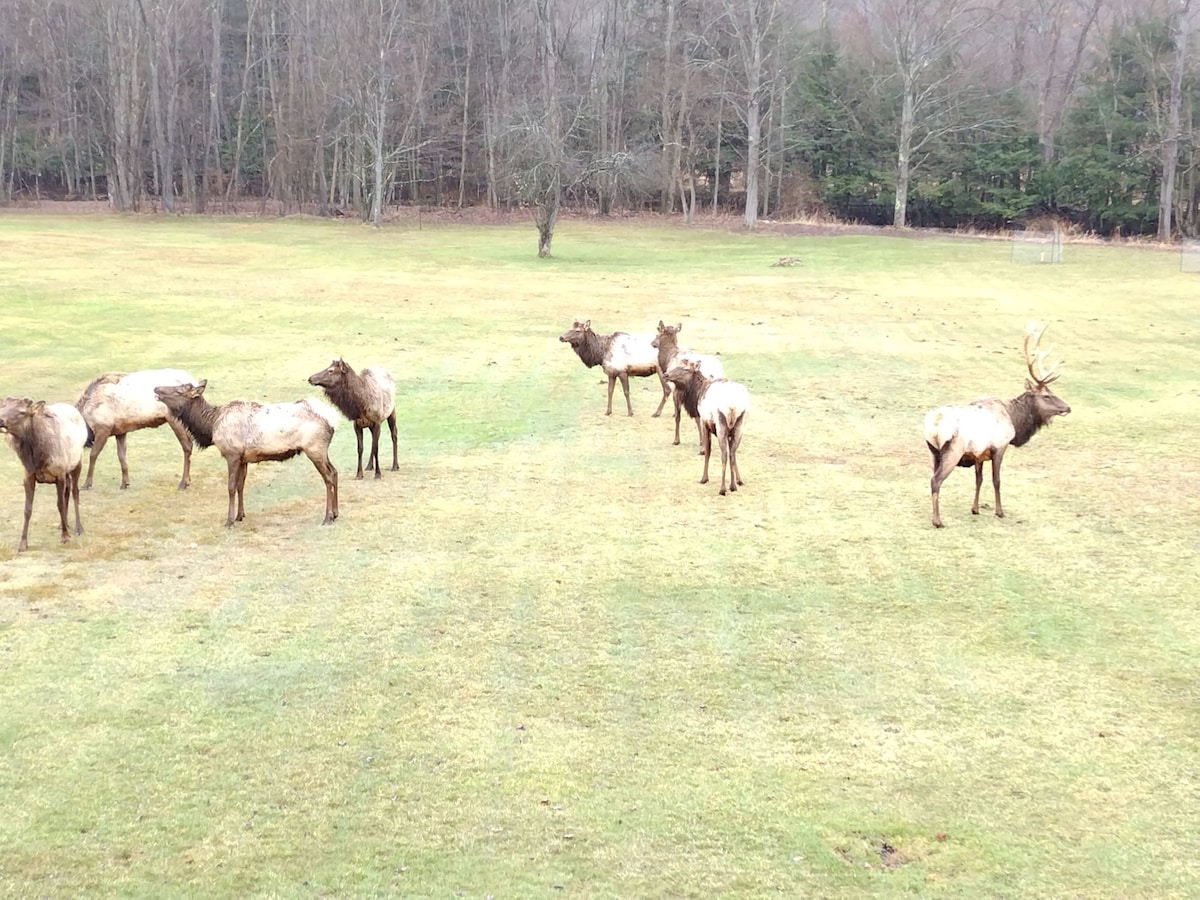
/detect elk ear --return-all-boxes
[32,400,46,413]
[583,319,591,329]
[194,379,208,395]
[1025,378,1037,392]
[675,322,682,332]
[658,320,665,331]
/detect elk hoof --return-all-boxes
[995,510,1005,519]
[120,483,129,490]
[932,520,944,528]
[971,508,979,515]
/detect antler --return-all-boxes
[1023,321,1063,386]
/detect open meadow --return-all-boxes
[0,213,1198,896]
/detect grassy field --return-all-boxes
[0,212,1197,897]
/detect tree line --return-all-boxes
[1,0,1196,251]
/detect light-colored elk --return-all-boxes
[153,381,340,528]
[663,358,750,495]
[650,321,725,451]
[0,397,87,552]
[924,323,1071,528]
[307,358,398,480]
[559,319,668,416]
[76,369,198,490]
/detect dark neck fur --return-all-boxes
[677,371,709,420]
[319,367,367,420]
[5,419,51,474]
[571,330,612,368]
[656,332,678,371]
[170,395,221,449]
[1007,391,1050,447]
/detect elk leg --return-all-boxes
[167,417,193,489]
[18,473,34,552]
[716,418,731,495]
[729,416,745,487]
[671,389,683,446]
[354,424,366,479]
[115,433,130,489]
[369,423,383,480]
[387,412,399,471]
[605,375,616,416]
[69,464,83,536]
[225,459,241,526]
[83,426,111,490]
[236,464,249,522]
[991,449,1007,518]
[308,450,339,524]
[652,374,668,418]
[55,477,70,542]
[971,462,985,515]
[928,443,962,528]
[619,373,634,417]
[699,426,713,484]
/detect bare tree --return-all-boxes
[865,0,996,227]
[1159,0,1193,239]
[720,0,783,228]
[100,0,146,211]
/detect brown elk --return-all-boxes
[0,397,87,552]
[307,359,398,480]
[650,321,725,451]
[153,381,340,528]
[76,368,198,490]
[559,320,668,416]
[924,323,1071,528]
[662,358,750,496]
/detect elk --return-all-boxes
[924,323,1071,528]
[663,358,750,495]
[559,319,668,416]
[650,321,726,450]
[76,368,198,490]
[307,358,399,480]
[0,397,87,552]
[153,381,340,527]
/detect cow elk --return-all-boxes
[924,323,1071,528]
[559,319,668,416]
[663,358,750,495]
[307,358,399,480]
[76,369,198,491]
[153,381,340,528]
[0,397,87,552]
[650,321,725,451]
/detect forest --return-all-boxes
[1,0,1197,245]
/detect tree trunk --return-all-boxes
[535,0,562,257]
[1158,0,1191,241]
[894,79,915,227]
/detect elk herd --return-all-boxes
[0,322,1070,551]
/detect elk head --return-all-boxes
[154,380,208,406]
[558,319,592,344]
[308,358,349,388]
[1023,322,1071,419]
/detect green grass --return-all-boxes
[1,213,1198,896]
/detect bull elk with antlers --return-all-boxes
[924,323,1071,528]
